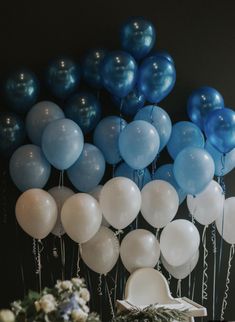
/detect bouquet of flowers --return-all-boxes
[1,278,100,322]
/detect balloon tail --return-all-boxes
[201,226,208,305]
[58,170,64,188]
[105,277,116,319]
[76,243,81,277]
[156,258,161,272]
[211,222,217,320]
[220,244,235,320]
[176,279,182,298]
[60,237,66,280]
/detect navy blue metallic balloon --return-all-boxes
[46,57,80,99]
[187,86,224,130]
[152,50,174,64]
[204,108,235,154]
[0,112,26,157]
[65,91,101,134]
[112,88,145,116]
[120,18,156,60]
[138,56,176,103]
[101,51,137,98]
[4,69,39,114]
[82,48,107,89]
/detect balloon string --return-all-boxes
[76,243,81,277]
[151,153,159,178]
[61,170,64,187]
[176,279,182,298]
[167,273,172,286]
[211,222,217,320]
[220,244,235,320]
[201,226,208,305]
[105,277,116,319]
[157,258,161,272]
[191,274,196,301]
[97,274,103,296]
[156,228,160,240]
[113,234,120,304]
[106,274,117,309]
[112,165,116,178]
[60,237,65,280]
[188,272,191,298]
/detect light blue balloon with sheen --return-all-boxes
[114,162,151,189]
[67,143,106,192]
[9,144,51,191]
[153,164,186,204]
[173,147,215,195]
[119,120,160,170]
[134,105,172,151]
[205,141,235,176]
[42,118,84,170]
[26,101,65,145]
[167,121,205,159]
[93,116,127,165]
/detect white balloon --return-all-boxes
[81,226,119,275]
[141,180,179,228]
[89,185,110,227]
[160,219,200,266]
[161,250,199,280]
[61,193,102,243]
[216,197,235,245]
[100,177,141,230]
[120,229,160,273]
[15,188,58,239]
[187,180,224,225]
[48,186,74,236]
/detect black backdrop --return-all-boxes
[0,0,235,320]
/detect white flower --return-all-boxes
[82,304,89,314]
[79,288,90,303]
[34,301,41,312]
[61,281,73,291]
[71,309,88,322]
[0,310,15,322]
[39,294,56,313]
[55,281,63,291]
[71,278,83,287]
[76,296,86,307]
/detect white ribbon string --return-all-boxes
[176,279,182,298]
[220,244,235,320]
[201,226,208,305]
[211,222,217,320]
[76,243,81,277]
[105,277,115,319]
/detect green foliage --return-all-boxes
[113,305,189,322]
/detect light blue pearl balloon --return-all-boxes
[67,143,105,192]
[167,121,205,159]
[42,118,84,170]
[173,147,215,195]
[138,55,176,103]
[119,120,160,170]
[93,116,127,165]
[26,101,64,145]
[114,162,151,189]
[120,18,156,60]
[205,141,235,176]
[9,144,51,191]
[101,51,137,98]
[153,164,186,204]
[134,105,172,151]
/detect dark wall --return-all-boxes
[0,0,235,320]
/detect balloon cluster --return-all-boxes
[2,17,235,284]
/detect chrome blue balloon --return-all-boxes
[42,118,84,170]
[134,105,172,151]
[167,121,205,159]
[67,143,106,192]
[0,112,26,157]
[112,88,145,116]
[26,101,64,145]
[101,51,137,98]
[4,69,39,114]
[138,55,176,103]
[173,147,215,195]
[205,141,235,176]
[93,116,127,165]
[152,50,174,64]
[114,162,151,189]
[46,57,80,99]
[119,120,160,170]
[187,86,224,130]
[82,48,107,89]
[153,164,186,204]
[65,91,101,134]
[9,144,51,191]
[204,108,235,154]
[120,18,156,60]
